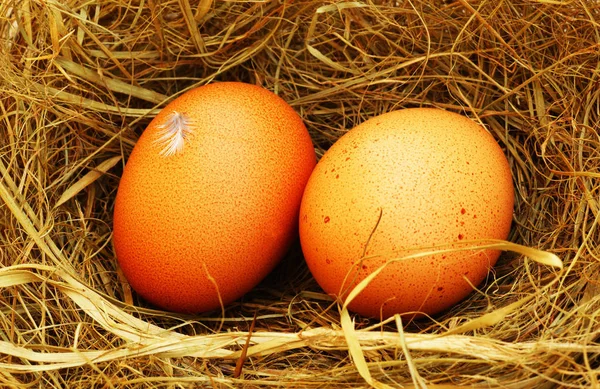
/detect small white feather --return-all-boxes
[153,111,194,157]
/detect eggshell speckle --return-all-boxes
[113,82,316,314]
[299,108,514,319]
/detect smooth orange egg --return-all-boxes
[299,108,514,319]
[113,82,316,314]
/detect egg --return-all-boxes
[299,108,514,319]
[113,82,316,314]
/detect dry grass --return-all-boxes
[1,0,600,387]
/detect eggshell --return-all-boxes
[113,82,316,314]
[299,108,514,319]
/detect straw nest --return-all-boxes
[1,0,599,387]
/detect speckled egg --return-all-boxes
[299,108,514,319]
[113,82,316,314]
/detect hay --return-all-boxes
[1,0,599,387]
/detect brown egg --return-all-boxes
[113,82,316,314]
[299,108,514,319]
